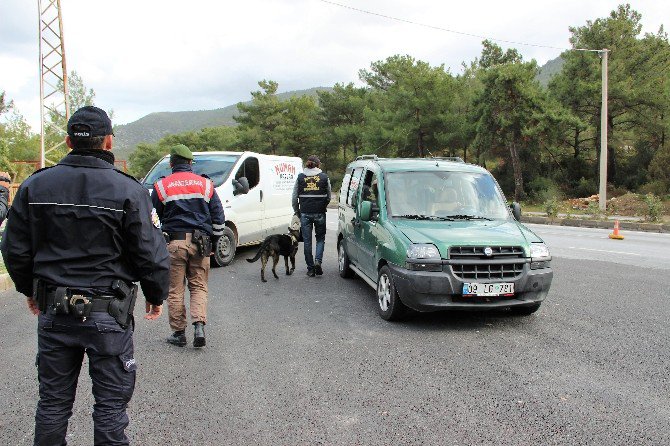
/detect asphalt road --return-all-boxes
[1,212,669,445]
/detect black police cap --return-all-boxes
[67,106,114,139]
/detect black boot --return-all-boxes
[167,330,187,347]
[314,262,323,276]
[193,322,206,348]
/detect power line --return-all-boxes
[318,0,601,53]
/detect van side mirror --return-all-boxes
[511,202,521,221]
[359,200,372,221]
[233,177,250,195]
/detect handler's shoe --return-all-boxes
[193,322,206,348]
[314,262,323,276]
[167,330,187,347]
[306,268,316,277]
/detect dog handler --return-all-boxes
[1,106,170,445]
[292,154,331,277]
[152,144,225,347]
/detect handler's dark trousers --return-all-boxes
[300,212,326,270]
[35,310,136,446]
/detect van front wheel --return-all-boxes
[377,266,407,321]
[213,227,236,267]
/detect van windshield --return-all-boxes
[385,171,511,220]
[143,154,240,188]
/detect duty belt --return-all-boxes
[44,288,114,320]
[165,231,192,241]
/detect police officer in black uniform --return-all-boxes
[0,106,170,445]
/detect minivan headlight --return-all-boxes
[530,243,551,269]
[406,244,442,271]
[407,244,440,259]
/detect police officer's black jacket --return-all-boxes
[0,153,170,305]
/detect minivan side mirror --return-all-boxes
[233,177,250,195]
[511,202,521,221]
[359,200,372,221]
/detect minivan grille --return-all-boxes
[449,246,525,280]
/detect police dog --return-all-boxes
[247,228,300,282]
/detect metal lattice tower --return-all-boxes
[38,0,69,168]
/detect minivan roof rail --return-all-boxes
[432,156,464,163]
[355,154,378,160]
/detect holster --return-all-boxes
[33,278,48,313]
[109,280,138,329]
[193,229,212,257]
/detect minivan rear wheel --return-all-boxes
[377,265,407,321]
[338,240,353,278]
[213,227,236,267]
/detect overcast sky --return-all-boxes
[1,0,667,130]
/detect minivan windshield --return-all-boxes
[142,154,240,188]
[385,171,511,220]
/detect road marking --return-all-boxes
[567,246,642,256]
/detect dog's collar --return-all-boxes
[288,233,298,243]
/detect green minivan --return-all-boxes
[337,155,553,320]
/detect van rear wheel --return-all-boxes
[213,227,236,267]
[377,266,407,321]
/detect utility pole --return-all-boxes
[38,0,69,169]
[598,49,608,212]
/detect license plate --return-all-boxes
[462,282,514,296]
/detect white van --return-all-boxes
[142,151,303,266]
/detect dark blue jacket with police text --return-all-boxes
[151,164,225,236]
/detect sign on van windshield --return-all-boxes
[269,161,297,193]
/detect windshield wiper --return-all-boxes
[445,214,492,221]
[395,214,455,221]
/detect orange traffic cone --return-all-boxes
[608,220,624,240]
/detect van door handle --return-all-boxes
[260,190,263,202]
[352,218,360,227]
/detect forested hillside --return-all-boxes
[112,87,330,162]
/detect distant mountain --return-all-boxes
[537,56,564,87]
[113,87,331,162]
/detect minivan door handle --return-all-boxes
[260,190,263,202]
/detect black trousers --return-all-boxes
[34,310,136,446]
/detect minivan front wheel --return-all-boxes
[338,240,353,278]
[213,227,236,267]
[377,266,407,321]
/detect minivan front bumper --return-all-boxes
[388,263,553,312]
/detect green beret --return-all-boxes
[170,144,193,160]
